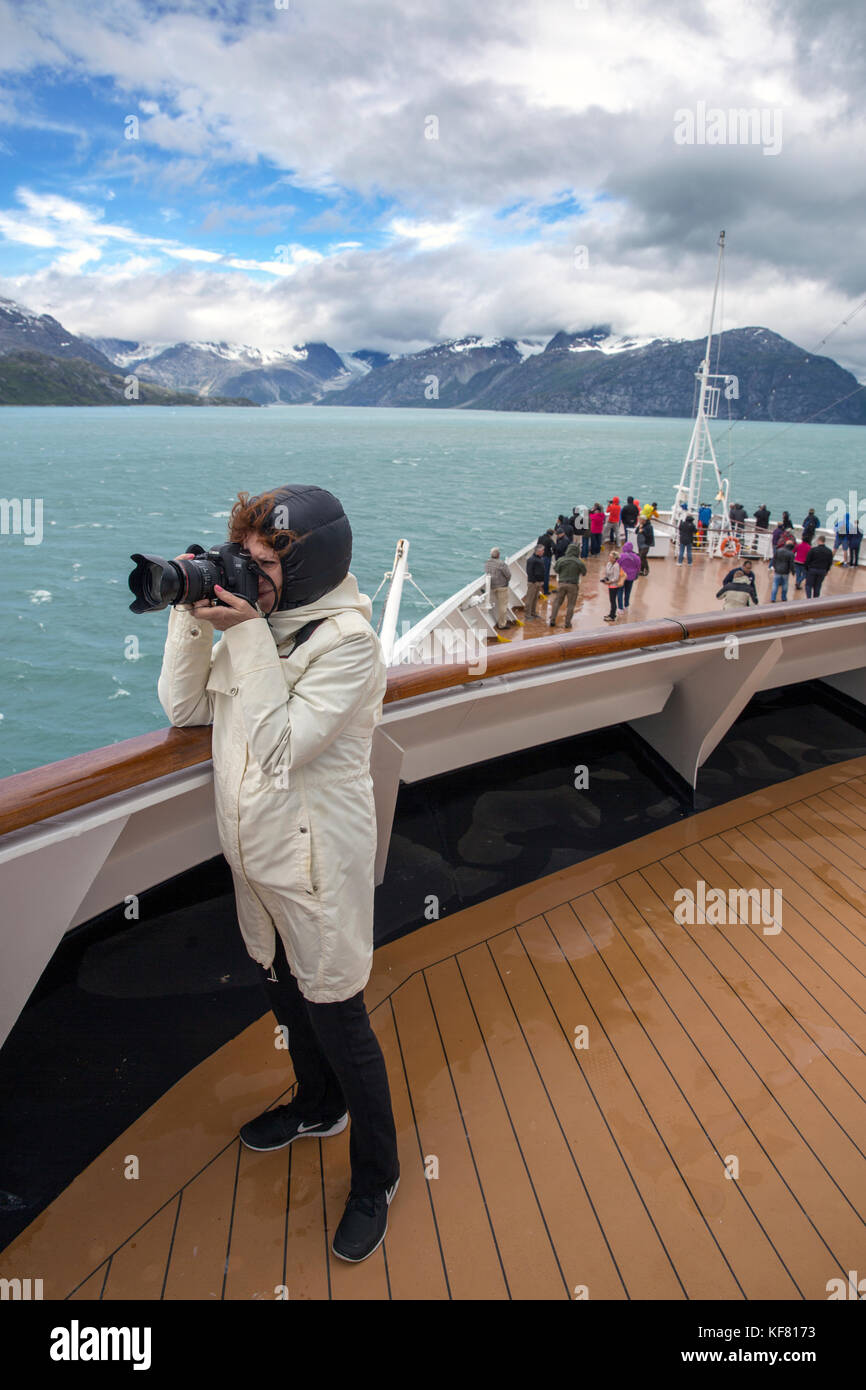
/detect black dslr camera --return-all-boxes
[128,542,262,614]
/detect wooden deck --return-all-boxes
[501,546,866,642]
[3,756,866,1300]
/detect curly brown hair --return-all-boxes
[227,488,301,555]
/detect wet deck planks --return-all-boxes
[500,546,866,642]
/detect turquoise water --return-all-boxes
[0,404,861,777]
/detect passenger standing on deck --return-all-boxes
[801,509,819,543]
[553,525,570,559]
[589,502,605,555]
[771,522,787,550]
[606,496,621,546]
[571,505,590,560]
[601,549,623,622]
[620,496,639,546]
[677,513,697,565]
[833,514,854,565]
[485,548,512,629]
[804,538,833,598]
[793,536,810,590]
[603,541,640,621]
[157,484,399,1265]
[848,517,863,567]
[618,540,641,611]
[754,503,770,530]
[729,502,747,534]
[523,545,546,618]
[768,540,795,601]
[537,528,555,594]
[549,540,587,628]
[781,510,794,532]
[636,515,654,575]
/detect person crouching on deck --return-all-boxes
[716,568,758,611]
[157,484,399,1264]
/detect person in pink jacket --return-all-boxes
[793,537,811,590]
[589,502,605,555]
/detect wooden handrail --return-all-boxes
[1,593,864,838]
[0,726,214,838]
[384,592,866,701]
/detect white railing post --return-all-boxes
[379,540,410,665]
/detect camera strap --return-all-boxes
[290,617,327,652]
[276,617,327,660]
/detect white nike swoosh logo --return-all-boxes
[297,1121,321,1133]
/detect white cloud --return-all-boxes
[5,225,865,378]
[0,185,324,279]
[0,215,57,248]
[0,0,864,373]
[164,246,223,263]
[388,217,469,250]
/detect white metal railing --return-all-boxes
[391,538,538,665]
[377,539,410,664]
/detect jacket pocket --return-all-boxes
[235,764,315,899]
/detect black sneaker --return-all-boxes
[239,1103,348,1152]
[332,1176,400,1262]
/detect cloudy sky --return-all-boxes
[1,0,864,373]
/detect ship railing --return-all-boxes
[391,539,537,664]
[2,591,865,840]
[377,539,410,664]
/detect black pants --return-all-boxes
[262,931,399,1196]
[804,571,825,598]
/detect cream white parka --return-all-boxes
[157,574,387,1003]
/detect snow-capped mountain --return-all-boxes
[322,326,866,425]
[1,296,863,422]
[85,337,348,404]
[0,297,116,370]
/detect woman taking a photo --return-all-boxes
[158,483,399,1264]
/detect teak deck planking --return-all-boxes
[2,757,865,1300]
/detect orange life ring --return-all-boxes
[720,535,740,558]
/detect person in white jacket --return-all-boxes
[157,483,399,1263]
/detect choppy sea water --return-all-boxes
[0,403,862,776]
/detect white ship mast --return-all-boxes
[672,230,731,532]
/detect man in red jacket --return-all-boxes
[605,497,621,547]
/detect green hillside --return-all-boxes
[0,350,259,406]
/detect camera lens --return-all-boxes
[128,555,185,613]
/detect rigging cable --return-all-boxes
[405,573,438,610]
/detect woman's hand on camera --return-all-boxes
[189,586,259,630]
[172,557,258,627]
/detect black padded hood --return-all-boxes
[258,484,352,611]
